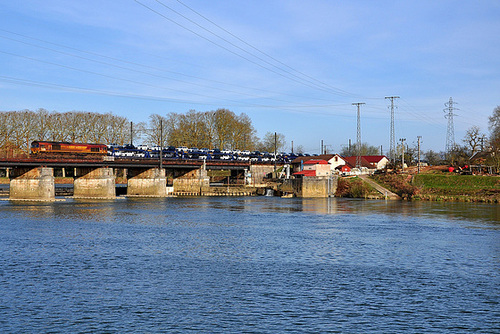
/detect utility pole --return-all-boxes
[130,121,133,146]
[444,97,458,157]
[274,132,277,173]
[159,119,163,171]
[400,138,406,172]
[385,96,399,164]
[353,103,365,169]
[417,136,422,173]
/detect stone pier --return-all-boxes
[173,168,210,194]
[9,167,55,201]
[127,168,168,197]
[74,167,115,199]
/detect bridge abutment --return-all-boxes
[9,167,55,201]
[74,167,115,199]
[127,168,169,197]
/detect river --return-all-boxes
[0,197,499,333]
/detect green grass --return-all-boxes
[413,174,500,196]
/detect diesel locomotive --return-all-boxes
[30,141,108,158]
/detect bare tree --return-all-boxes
[258,132,286,153]
[47,112,65,141]
[34,108,51,141]
[424,149,444,166]
[463,125,484,157]
[340,142,379,157]
[147,114,168,147]
[213,108,236,150]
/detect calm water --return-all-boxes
[0,197,499,333]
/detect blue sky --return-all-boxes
[1,0,499,154]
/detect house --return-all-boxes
[293,159,331,177]
[341,156,373,169]
[362,155,389,170]
[292,154,388,176]
[337,164,352,174]
[291,154,346,174]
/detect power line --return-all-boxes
[134,0,359,98]
[0,33,309,106]
[173,0,359,98]
[0,75,361,117]
[0,29,342,104]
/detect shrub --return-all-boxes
[336,177,372,198]
[372,174,420,200]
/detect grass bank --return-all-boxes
[335,177,381,199]
[372,173,500,203]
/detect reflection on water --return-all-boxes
[0,197,498,332]
[3,196,499,226]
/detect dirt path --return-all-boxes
[358,175,401,200]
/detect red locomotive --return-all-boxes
[30,141,108,157]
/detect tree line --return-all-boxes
[2,106,498,166]
[0,108,285,157]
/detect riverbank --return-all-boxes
[3,173,500,202]
[370,173,500,203]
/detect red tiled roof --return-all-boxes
[291,154,340,164]
[304,159,328,165]
[336,165,351,172]
[341,156,373,168]
[362,155,388,163]
[293,170,316,176]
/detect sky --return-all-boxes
[1,0,499,154]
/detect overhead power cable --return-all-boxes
[134,0,357,98]
[0,29,336,104]
[0,34,304,105]
[174,0,359,98]
[0,74,362,117]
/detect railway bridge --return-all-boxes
[0,157,278,200]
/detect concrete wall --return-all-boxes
[127,168,167,197]
[173,168,210,193]
[279,176,338,198]
[249,165,275,187]
[9,167,55,201]
[74,167,115,199]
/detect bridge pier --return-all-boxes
[127,168,168,197]
[74,167,115,199]
[9,167,55,201]
[173,168,210,194]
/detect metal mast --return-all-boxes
[417,136,422,174]
[400,138,406,171]
[444,97,458,155]
[352,102,365,169]
[385,96,399,163]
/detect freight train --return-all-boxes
[29,141,300,163]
